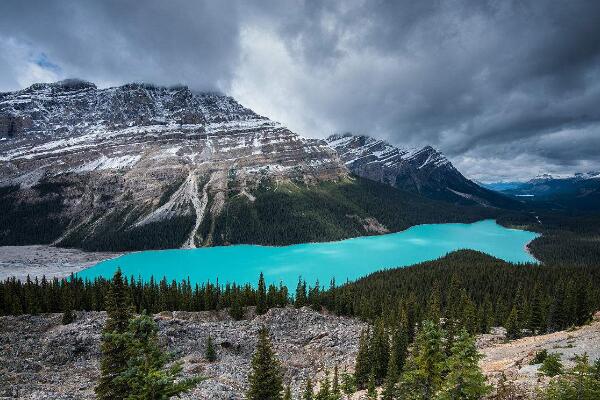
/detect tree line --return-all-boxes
[2,250,598,341]
[0,271,287,318]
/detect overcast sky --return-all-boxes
[1,0,599,182]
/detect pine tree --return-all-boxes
[315,371,331,400]
[367,369,377,399]
[399,320,445,400]
[205,335,217,362]
[117,312,200,398]
[256,273,268,315]
[435,328,490,400]
[504,306,520,340]
[247,327,283,400]
[427,282,441,323]
[95,268,134,399]
[332,364,341,399]
[549,282,566,331]
[528,287,544,334]
[381,349,399,400]
[230,292,244,320]
[341,371,357,396]
[355,328,372,389]
[283,385,292,400]
[540,353,564,377]
[391,313,410,373]
[61,289,75,325]
[303,377,314,400]
[295,278,307,308]
[371,319,390,384]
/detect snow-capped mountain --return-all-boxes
[0,80,346,249]
[326,133,517,208]
[484,171,600,210]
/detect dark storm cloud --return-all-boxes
[0,0,240,90]
[1,0,599,180]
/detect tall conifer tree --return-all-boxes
[247,327,283,400]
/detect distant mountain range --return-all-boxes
[326,133,519,209]
[482,172,600,211]
[0,80,516,251]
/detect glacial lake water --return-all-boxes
[78,220,539,289]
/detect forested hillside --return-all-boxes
[210,177,498,246]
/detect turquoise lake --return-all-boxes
[78,220,539,289]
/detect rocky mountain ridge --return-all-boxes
[0,80,347,249]
[484,171,600,211]
[326,133,518,208]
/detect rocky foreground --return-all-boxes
[1,308,598,399]
[479,312,600,396]
[0,307,365,399]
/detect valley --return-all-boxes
[1,80,599,400]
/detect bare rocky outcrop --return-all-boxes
[479,312,600,397]
[0,307,365,399]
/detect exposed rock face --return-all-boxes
[0,307,365,400]
[0,80,347,250]
[479,313,600,397]
[327,133,517,208]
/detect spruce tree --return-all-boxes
[540,353,564,377]
[528,287,544,334]
[427,282,441,323]
[303,377,314,400]
[230,292,244,320]
[256,273,268,315]
[62,289,75,325]
[366,370,377,399]
[381,349,399,400]
[371,319,390,384]
[355,328,372,389]
[341,371,357,396]
[117,312,200,399]
[549,283,566,331]
[504,306,520,340]
[283,385,292,400]
[332,364,341,399]
[315,371,331,400]
[295,278,307,308]
[247,327,283,400]
[399,320,445,400]
[95,268,134,400]
[436,329,490,400]
[205,335,217,362]
[391,313,409,373]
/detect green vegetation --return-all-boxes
[246,327,284,400]
[540,354,564,377]
[0,273,289,316]
[95,269,200,399]
[212,177,495,246]
[205,336,217,362]
[539,354,600,399]
[531,349,549,365]
[312,250,599,336]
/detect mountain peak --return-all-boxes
[327,133,517,208]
